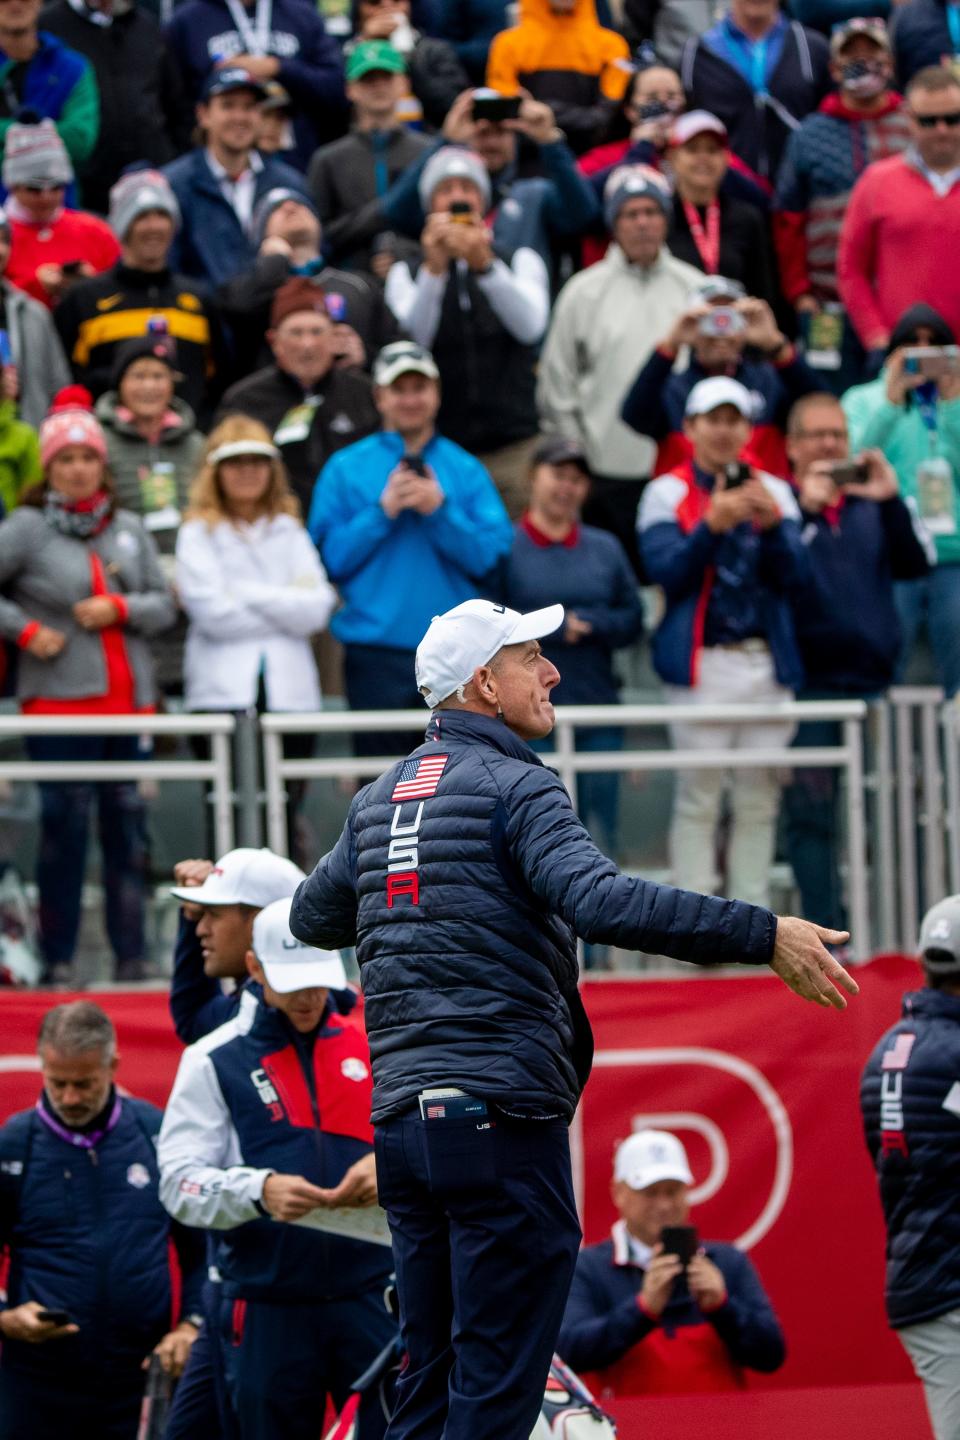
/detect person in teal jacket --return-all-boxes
[843,303,960,693]
[307,340,513,757]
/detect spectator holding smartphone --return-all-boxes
[843,303,960,696]
[638,376,808,907]
[622,276,819,479]
[558,1130,785,1396]
[785,392,932,934]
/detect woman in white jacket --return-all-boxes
[176,415,336,856]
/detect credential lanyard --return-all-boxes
[948,2,960,57]
[915,381,940,451]
[223,0,272,55]
[682,199,721,273]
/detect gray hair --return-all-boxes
[37,1001,117,1062]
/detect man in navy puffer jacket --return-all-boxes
[0,1002,205,1440]
[291,596,859,1440]
[861,895,960,1440]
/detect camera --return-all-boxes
[698,307,747,339]
[722,462,751,489]
[903,345,960,379]
[449,200,474,223]
[471,89,522,123]
[829,459,869,486]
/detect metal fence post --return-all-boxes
[210,728,235,855]
[844,715,870,960]
[895,698,919,953]
[944,702,960,895]
[554,714,577,800]
[263,723,288,858]
[870,701,897,954]
[234,709,262,848]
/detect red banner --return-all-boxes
[0,955,925,1408]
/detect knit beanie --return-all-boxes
[270,276,330,329]
[418,147,491,214]
[40,388,108,468]
[108,168,181,242]
[2,119,73,191]
[251,186,320,251]
[603,163,671,231]
[110,333,178,389]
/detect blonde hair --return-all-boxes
[186,414,301,525]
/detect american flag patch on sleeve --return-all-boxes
[391,754,449,803]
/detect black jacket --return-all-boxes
[668,193,779,314]
[306,126,432,270]
[216,362,380,511]
[861,987,960,1328]
[407,34,470,130]
[680,21,830,183]
[54,261,220,418]
[291,710,777,1124]
[216,252,403,379]
[40,0,192,214]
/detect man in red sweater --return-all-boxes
[838,65,960,364]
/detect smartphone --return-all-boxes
[723,462,751,490]
[60,260,84,278]
[698,307,747,339]
[471,89,522,123]
[903,345,960,379]
[0,328,12,367]
[660,1225,699,1266]
[449,200,474,223]
[403,453,428,476]
[637,100,671,122]
[830,459,869,486]
[37,1308,73,1326]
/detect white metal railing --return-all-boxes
[0,713,237,855]
[261,700,870,956]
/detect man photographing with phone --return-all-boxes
[638,375,809,909]
[783,392,932,937]
[558,1130,785,1396]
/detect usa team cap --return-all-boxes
[252,899,347,993]
[685,375,754,419]
[918,894,960,974]
[170,848,306,908]
[614,1130,694,1191]
[415,598,564,709]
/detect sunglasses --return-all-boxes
[914,111,960,128]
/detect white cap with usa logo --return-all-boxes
[252,898,347,993]
[415,598,565,708]
[169,847,305,908]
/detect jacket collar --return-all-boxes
[903,987,960,1021]
[424,709,546,765]
[115,260,173,288]
[245,980,337,1042]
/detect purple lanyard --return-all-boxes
[35,1093,122,1150]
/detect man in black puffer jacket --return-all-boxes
[291,596,858,1440]
[861,895,960,1440]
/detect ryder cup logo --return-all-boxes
[341,1057,369,1083]
[126,1162,151,1190]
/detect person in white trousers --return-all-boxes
[638,375,810,907]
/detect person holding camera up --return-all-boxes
[557,1130,785,1398]
[638,376,808,908]
[783,392,932,935]
[843,303,960,697]
[622,275,820,480]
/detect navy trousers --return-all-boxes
[374,1108,581,1440]
[0,1364,142,1439]
[218,1286,397,1440]
[164,1277,237,1440]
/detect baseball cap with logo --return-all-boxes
[614,1130,694,1191]
[252,898,347,993]
[202,66,268,102]
[685,375,754,419]
[346,39,406,83]
[830,16,890,56]
[918,894,960,974]
[690,275,746,308]
[170,848,306,908]
[416,598,564,708]
[373,341,440,388]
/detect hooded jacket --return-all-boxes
[843,302,960,564]
[163,0,347,170]
[2,281,71,431]
[774,91,911,304]
[486,0,632,153]
[291,709,777,1124]
[860,987,960,1328]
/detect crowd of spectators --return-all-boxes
[0,0,957,982]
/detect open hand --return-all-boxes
[261,1172,329,1221]
[770,916,858,1009]
[310,1152,378,1208]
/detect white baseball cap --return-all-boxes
[919,894,960,974]
[685,375,754,419]
[415,598,564,708]
[614,1130,694,1191]
[252,898,347,993]
[170,848,306,908]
